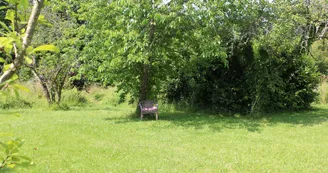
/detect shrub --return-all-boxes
[0,97,33,109]
[61,89,88,106]
[164,45,320,114]
[50,103,71,111]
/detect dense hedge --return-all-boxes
[164,44,320,114]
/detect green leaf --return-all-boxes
[0,6,9,10]
[0,37,14,47]
[44,0,49,6]
[26,46,34,54]
[0,58,5,63]
[20,0,29,9]
[7,163,16,168]
[3,64,12,72]
[33,44,60,53]
[4,44,13,55]
[11,73,18,81]
[38,15,53,27]
[154,13,161,22]
[24,56,33,65]
[13,83,30,92]
[8,32,21,48]
[0,21,10,32]
[5,10,15,22]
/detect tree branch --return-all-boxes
[0,0,44,85]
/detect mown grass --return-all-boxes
[0,102,328,172]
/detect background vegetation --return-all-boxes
[1,0,328,114]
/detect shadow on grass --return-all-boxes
[160,112,263,132]
[103,112,263,132]
[266,107,328,126]
[103,106,328,133]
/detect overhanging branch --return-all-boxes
[0,0,44,85]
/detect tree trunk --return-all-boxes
[57,66,70,104]
[0,0,44,85]
[31,68,52,104]
[139,64,150,102]
[40,81,52,104]
[138,17,155,102]
[50,86,56,103]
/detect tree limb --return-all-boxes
[0,0,44,85]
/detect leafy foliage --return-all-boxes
[2,0,326,114]
[0,0,56,85]
[0,79,32,170]
[23,3,81,105]
[78,0,227,102]
[0,0,44,170]
[164,0,321,114]
[0,138,32,169]
[311,40,328,75]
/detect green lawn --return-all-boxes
[0,105,328,173]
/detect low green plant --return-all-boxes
[61,89,88,106]
[50,103,70,111]
[93,93,105,101]
[0,79,33,170]
[0,97,33,109]
[0,138,32,169]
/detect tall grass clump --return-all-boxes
[88,86,130,107]
[19,80,49,107]
[61,89,88,106]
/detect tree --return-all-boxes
[27,4,81,104]
[164,0,320,113]
[79,0,226,104]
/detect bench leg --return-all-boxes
[156,113,158,120]
[141,113,143,120]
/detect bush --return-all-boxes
[50,103,70,111]
[61,89,88,106]
[164,45,320,114]
[0,97,33,109]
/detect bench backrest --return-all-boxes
[140,100,156,108]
